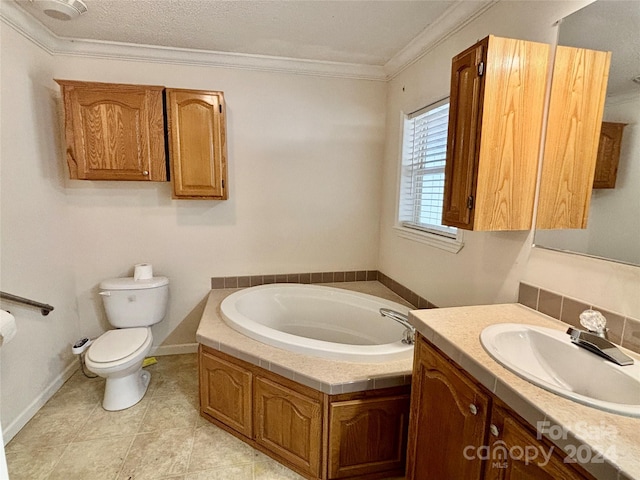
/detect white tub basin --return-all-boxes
[480,323,640,417]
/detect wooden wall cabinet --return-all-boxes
[56,80,167,181]
[56,81,229,199]
[406,334,594,480]
[536,47,611,229]
[166,89,228,199]
[442,36,550,231]
[199,345,409,480]
[593,122,626,189]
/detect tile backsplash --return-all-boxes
[211,270,437,310]
[518,282,640,354]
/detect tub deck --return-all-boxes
[196,281,413,394]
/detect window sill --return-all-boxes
[393,226,464,254]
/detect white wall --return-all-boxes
[54,55,387,344]
[1,16,387,439]
[0,25,80,440]
[378,0,640,318]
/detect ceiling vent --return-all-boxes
[36,0,88,20]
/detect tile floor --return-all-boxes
[5,354,305,480]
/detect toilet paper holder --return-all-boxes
[0,291,54,316]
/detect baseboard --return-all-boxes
[3,360,78,445]
[151,343,198,356]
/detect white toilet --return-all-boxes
[85,276,169,411]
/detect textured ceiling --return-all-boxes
[14,0,458,65]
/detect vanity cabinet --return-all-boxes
[485,407,585,480]
[198,345,410,480]
[536,46,611,229]
[442,35,550,231]
[407,334,595,480]
[406,333,490,480]
[165,89,228,199]
[56,80,167,181]
[593,122,626,189]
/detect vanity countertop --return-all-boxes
[196,281,413,395]
[409,303,640,480]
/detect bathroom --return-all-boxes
[1,0,639,478]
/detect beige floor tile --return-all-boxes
[138,392,200,433]
[75,395,151,440]
[185,464,253,480]
[48,435,135,480]
[152,368,199,401]
[253,456,306,480]
[187,423,260,472]
[5,444,67,480]
[6,403,96,451]
[118,427,194,480]
[44,370,104,410]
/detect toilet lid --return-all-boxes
[87,328,150,363]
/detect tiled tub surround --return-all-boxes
[519,282,640,354]
[409,304,640,480]
[196,281,414,479]
[196,281,414,394]
[211,270,438,311]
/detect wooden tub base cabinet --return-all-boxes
[198,345,410,480]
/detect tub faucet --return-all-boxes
[379,308,415,345]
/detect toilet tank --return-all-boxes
[99,277,169,328]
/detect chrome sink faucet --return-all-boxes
[567,310,634,366]
[379,308,415,345]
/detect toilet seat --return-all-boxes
[87,328,151,365]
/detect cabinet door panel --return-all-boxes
[199,349,252,438]
[328,395,409,479]
[406,337,490,480]
[593,122,625,189]
[442,39,486,229]
[486,408,587,480]
[62,83,166,181]
[167,89,227,199]
[254,376,322,477]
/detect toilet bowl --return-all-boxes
[85,275,169,411]
[85,328,153,411]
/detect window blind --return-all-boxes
[399,99,456,237]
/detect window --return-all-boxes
[396,99,463,251]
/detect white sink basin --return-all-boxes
[480,323,640,417]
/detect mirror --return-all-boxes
[534,0,640,266]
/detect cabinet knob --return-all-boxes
[490,424,500,437]
[142,170,149,176]
[469,404,478,415]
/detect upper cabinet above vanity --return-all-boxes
[536,47,611,229]
[56,80,167,181]
[56,80,228,200]
[442,36,611,231]
[442,36,550,231]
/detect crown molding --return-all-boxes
[0,0,386,81]
[384,0,499,79]
[1,0,498,82]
